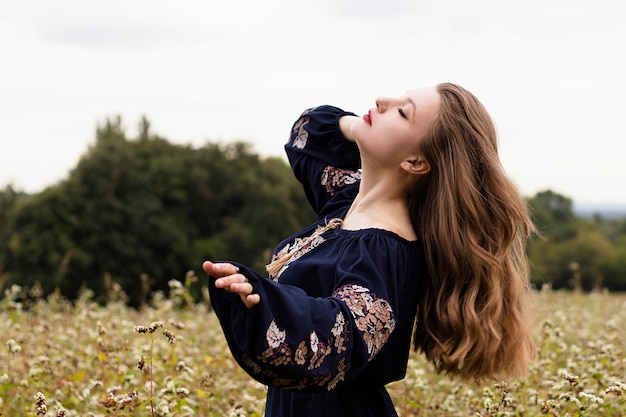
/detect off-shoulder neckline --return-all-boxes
[333,226,421,245]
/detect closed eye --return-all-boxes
[398,108,408,119]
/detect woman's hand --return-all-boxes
[203,261,260,308]
[339,115,360,142]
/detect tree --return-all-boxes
[528,189,578,242]
[0,185,25,290]
[553,224,615,291]
[3,116,316,305]
[527,190,579,288]
[527,190,625,291]
[603,247,626,291]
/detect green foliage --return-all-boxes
[603,247,626,291]
[3,117,626,298]
[527,189,626,291]
[528,189,578,242]
[2,115,315,305]
[0,185,26,289]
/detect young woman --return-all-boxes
[204,83,536,417]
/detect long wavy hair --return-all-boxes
[410,83,537,382]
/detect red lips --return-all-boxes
[363,110,372,126]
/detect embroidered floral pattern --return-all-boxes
[267,218,342,280]
[268,234,326,280]
[240,353,346,391]
[332,284,395,360]
[254,312,349,391]
[290,108,316,149]
[320,166,361,196]
[241,286,393,390]
[267,320,286,348]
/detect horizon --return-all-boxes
[2,133,625,212]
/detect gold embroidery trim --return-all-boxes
[266,218,342,278]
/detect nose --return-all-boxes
[375,96,394,113]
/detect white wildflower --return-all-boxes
[6,339,21,353]
[579,392,604,404]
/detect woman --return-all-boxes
[204,83,536,417]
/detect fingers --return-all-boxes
[243,293,261,308]
[204,260,261,308]
[213,274,248,289]
[203,260,247,290]
[203,261,240,278]
[217,277,260,309]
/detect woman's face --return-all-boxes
[351,87,440,168]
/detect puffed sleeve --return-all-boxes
[208,236,403,392]
[285,106,362,217]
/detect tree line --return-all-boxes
[1,116,625,305]
[528,190,626,292]
[0,116,316,306]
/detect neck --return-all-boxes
[342,169,417,240]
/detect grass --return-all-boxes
[1,279,625,416]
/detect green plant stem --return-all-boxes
[150,336,155,417]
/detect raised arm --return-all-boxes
[285,106,362,217]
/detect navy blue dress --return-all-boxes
[209,105,426,417]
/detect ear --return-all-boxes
[401,156,430,176]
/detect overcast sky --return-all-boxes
[1,0,625,206]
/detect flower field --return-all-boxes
[1,280,625,416]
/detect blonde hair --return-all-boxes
[410,83,536,382]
